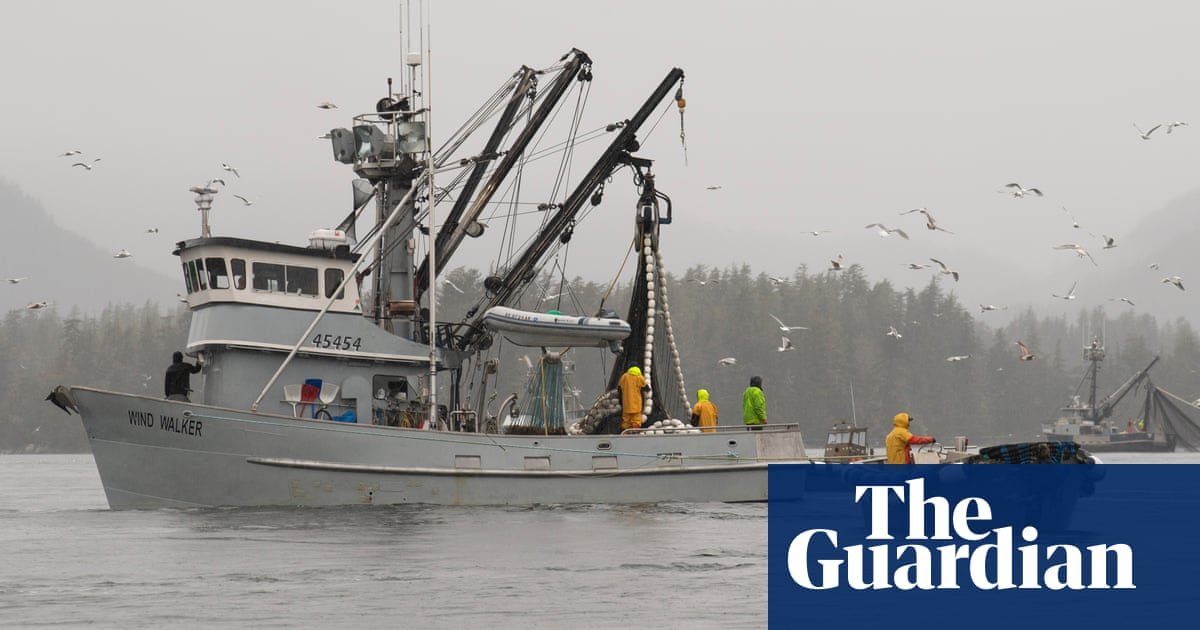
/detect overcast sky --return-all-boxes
[2,1,1198,321]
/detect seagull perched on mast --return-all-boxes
[865,223,909,239]
[929,258,959,282]
[1052,244,1098,266]
[1003,183,1043,198]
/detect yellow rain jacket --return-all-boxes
[618,367,647,430]
[885,412,935,464]
[692,389,718,433]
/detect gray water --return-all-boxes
[0,455,767,628]
[3,453,1197,628]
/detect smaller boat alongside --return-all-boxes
[481,306,630,348]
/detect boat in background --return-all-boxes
[1041,340,1173,452]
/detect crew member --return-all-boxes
[618,366,647,431]
[691,389,718,433]
[885,412,935,464]
[165,351,202,402]
[742,376,767,429]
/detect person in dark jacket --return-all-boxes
[164,351,202,401]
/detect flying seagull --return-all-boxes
[769,314,808,333]
[1016,341,1035,361]
[865,223,910,240]
[904,263,930,270]
[886,325,902,340]
[232,194,254,206]
[829,255,846,271]
[1102,235,1116,249]
[1133,123,1161,140]
[7,277,27,284]
[768,276,789,286]
[946,355,970,362]
[1149,262,1160,270]
[442,278,465,294]
[317,101,338,109]
[929,258,959,282]
[802,230,831,236]
[777,336,795,352]
[113,249,132,258]
[1052,281,1078,300]
[25,301,48,310]
[221,163,240,178]
[1166,121,1188,134]
[1162,276,1185,291]
[145,228,158,233]
[902,208,954,234]
[58,149,82,157]
[979,304,1006,313]
[1003,183,1043,198]
[45,386,76,416]
[1109,297,1135,306]
[1052,244,1098,266]
[71,158,101,170]
[718,357,737,366]
[687,277,717,286]
[705,185,722,190]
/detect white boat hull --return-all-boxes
[72,387,807,508]
[482,306,631,347]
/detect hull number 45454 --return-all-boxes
[312,334,362,351]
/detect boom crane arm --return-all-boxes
[1097,356,1159,419]
[454,67,686,352]
[414,51,591,303]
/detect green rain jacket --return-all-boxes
[742,386,766,425]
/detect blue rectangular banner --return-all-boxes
[769,464,1200,628]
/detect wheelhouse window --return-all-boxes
[231,258,246,290]
[206,258,229,289]
[325,268,345,299]
[287,265,319,296]
[186,260,201,292]
[194,259,207,290]
[252,262,285,292]
[182,263,194,294]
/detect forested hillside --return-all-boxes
[4,263,1198,453]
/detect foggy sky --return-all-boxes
[2,1,1198,323]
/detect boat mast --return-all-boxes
[423,16,438,429]
[1084,337,1104,421]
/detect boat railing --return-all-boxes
[620,423,802,436]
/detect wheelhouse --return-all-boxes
[174,236,361,313]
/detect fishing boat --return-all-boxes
[59,45,809,508]
[1040,339,1175,452]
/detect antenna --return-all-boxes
[849,379,858,427]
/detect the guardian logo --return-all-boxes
[787,478,1134,591]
